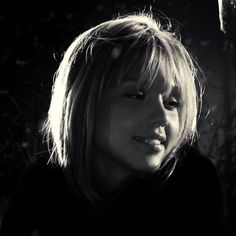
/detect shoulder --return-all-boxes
[161,145,225,206]
[0,152,79,235]
[174,145,220,178]
[4,151,66,204]
[164,145,224,197]
[157,146,226,234]
[7,152,62,195]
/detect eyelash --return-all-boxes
[124,91,145,100]
[164,98,179,110]
[124,91,180,109]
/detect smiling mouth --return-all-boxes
[133,136,165,152]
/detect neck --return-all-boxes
[90,148,137,202]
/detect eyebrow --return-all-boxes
[126,77,139,82]
[170,85,179,93]
[120,78,181,97]
[164,85,181,99]
[118,79,138,87]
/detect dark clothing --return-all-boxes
[0,148,226,235]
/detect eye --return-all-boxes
[164,97,179,110]
[124,91,146,100]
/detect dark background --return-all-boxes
[1,0,236,231]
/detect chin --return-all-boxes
[145,154,165,170]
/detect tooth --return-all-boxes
[153,140,161,145]
[145,139,161,145]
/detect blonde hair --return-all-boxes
[43,11,203,204]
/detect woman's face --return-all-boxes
[94,71,181,175]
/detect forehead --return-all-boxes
[106,41,183,97]
[116,58,177,95]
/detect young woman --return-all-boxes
[1,11,226,235]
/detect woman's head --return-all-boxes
[43,12,202,203]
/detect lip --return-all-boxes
[133,136,166,152]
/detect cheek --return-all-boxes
[94,103,140,149]
[167,113,181,141]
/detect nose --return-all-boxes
[148,94,169,128]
